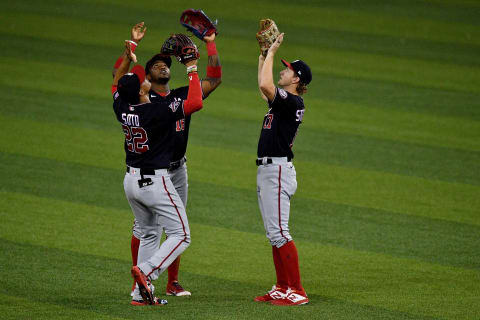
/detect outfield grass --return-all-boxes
[1,0,479,319]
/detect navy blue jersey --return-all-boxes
[113,91,185,169]
[257,87,305,160]
[149,86,192,162]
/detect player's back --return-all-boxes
[113,94,186,169]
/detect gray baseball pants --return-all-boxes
[124,167,190,283]
[257,157,297,248]
[132,162,188,238]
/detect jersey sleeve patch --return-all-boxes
[278,88,288,99]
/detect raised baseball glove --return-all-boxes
[180,9,218,41]
[161,33,199,64]
[256,19,280,57]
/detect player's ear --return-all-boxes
[139,80,151,96]
[291,75,300,85]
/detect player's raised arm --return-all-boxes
[201,33,222,98]
[112,41,137,90]
[259,33,284,101]
[183,58,203,115]
[111,22,146,78]
[258,55,268,102]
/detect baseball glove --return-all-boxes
[256,19,280,57]
[161,33,199,64]
[180,9,218,41]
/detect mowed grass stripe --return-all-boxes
[1,241,442,320]
[188,145,480,226]
[0,293,124,320]
[186,112,480,186]
[1,192,477,319]
[2,116,479,225]
[192,224,480,320]
[87,0,480,46]
[7,0,480,46]
[188,181,480,269]
[286,0,480,25]
[278,24,480,68]
[2,152,479,269]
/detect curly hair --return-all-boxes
[296,82,307,95]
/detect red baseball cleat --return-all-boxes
[131,266,154,304]
[270,290,309,306]
[254,286,289,302]
[166,281,191,296]
[131,297,168,306]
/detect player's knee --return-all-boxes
[268,232,292,248]
[183,232,191,245]
[141,230,159,244]
[132,226,142,239]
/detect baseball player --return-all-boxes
[254,33,312,306]
[113,21,222,297]
[111,26,204,306]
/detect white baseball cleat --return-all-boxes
[270,290,309,306]
[166,281,191,296]
[254,285,289,302]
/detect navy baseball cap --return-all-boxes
[117,65,146,104]
[281,59,312,85]
[146,53,172,74]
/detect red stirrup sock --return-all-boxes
[272,246,289,290]
[277,241,305,293]
[131,235,140,266]
[168,256,181,283]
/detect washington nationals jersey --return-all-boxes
[257,87,305,160]
[113,91,185,169]
[149,86,192,162]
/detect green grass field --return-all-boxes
[1,0,479,319]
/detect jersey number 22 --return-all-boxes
[122,125,149,153]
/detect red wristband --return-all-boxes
[207,66,222,78]
[127,40,137,52]
[206,41,217,56]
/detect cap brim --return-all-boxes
[130,65,146,84]
[281,59,294,71]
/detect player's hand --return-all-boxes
[268,33,284,56]
[184,59,198,67]
[259,54,265,62]
[131,22,147,43]
[125,40,137,63]
[203,33,216,43]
